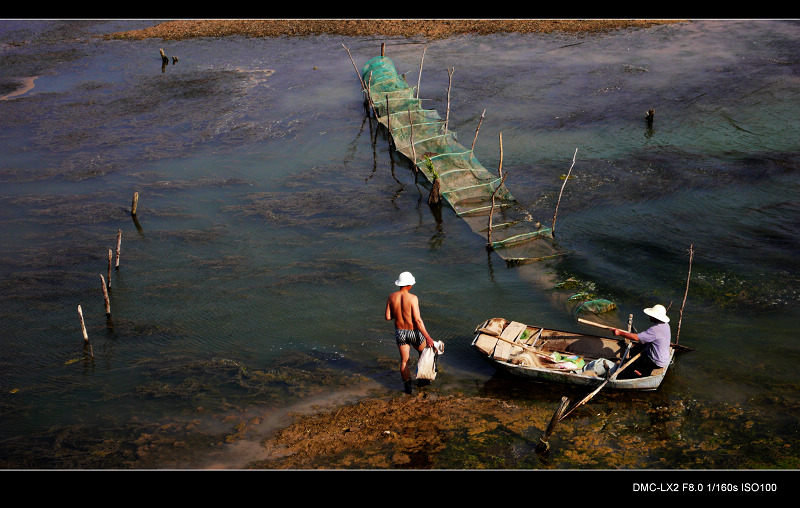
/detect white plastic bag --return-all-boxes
[583,358,615,376]
[416,341,444,381]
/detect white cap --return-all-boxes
[395,271,416,286]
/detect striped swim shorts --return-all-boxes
[395,329,424,347]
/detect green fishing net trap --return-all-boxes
[361,56,563,264]
[359,54,616,315]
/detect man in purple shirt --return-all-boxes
[612,304,672,378]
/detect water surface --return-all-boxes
[0,20,799,469]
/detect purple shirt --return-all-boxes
[637,322,671,367]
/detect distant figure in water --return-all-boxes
[385,271,435,394]
[612,304,672,378]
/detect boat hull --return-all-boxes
[472,318,673,391]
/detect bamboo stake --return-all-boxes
[407,108,417,173]
[367,71,375,117]
[498,131,504,179]
[487,133,505,248]
[676,244,694,344]
[551,148,578,237]
[386,95,394,149]
[131,191,139,216]
[100,274,110,316]
[470,109,486,153]
[444,67,454,133]
[78,304,89,344]
[107,249,112,289]
[416,45,427,99]
[115,229,122,270]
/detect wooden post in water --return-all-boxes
[115,229,121,270]
[426,156,441,205]
[497,132,504,180]
[537,396,570,453]
[551,148,578,237]
[366,71,376,118]
[628,313,633,332]
[381,43,385,57]
[107,249,112,289]
[646,108,654,126]
[386,95,394,149]
[407,108,417,173]
[100,274,111,316]
[131,192,139,216]
[444,67,454,133]
[78,304,89,344]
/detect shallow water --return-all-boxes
[0,20,799,469]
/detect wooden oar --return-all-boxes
[577,318,696,352]
[559,346,640,421]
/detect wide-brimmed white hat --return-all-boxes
[395,271,416,286]
[643,304,670,323]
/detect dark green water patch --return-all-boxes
[0,416,225,469]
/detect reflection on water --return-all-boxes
[0,20,799,469]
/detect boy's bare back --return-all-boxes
[386,289,418,330]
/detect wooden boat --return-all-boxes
[472,317,675,391]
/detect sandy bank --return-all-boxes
[107,19,684,41]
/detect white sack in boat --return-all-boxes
[583,358,615,376]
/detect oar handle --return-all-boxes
[578,318,696,352]
[577,318,620,331]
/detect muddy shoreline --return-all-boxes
[106,19,684,41]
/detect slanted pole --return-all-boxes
[100,274,110,316]
[676,244,694,343]
[470,109,486,153]
[342,43,375,116]
[416,45,427,99]
[551,148,578,237]
[537,396,570,453]
[487,133,506,249]
[78,305,89,344]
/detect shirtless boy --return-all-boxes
[385,271,435,394]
